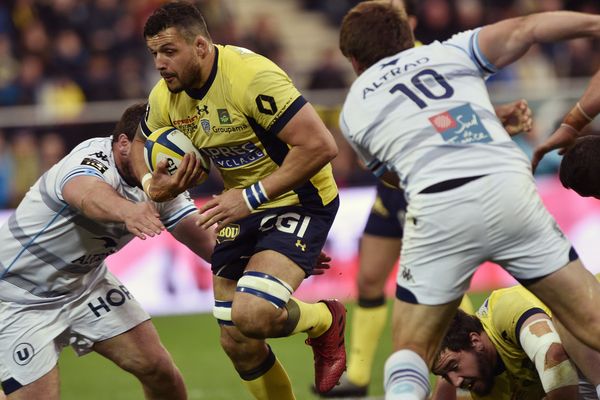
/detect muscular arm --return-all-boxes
[62,175,164,239]
[198,102,337,230]
[478,12,600,69]
[260,103,338,200]
[170,213,215,263]
[519,314,579,399]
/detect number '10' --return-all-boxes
[389,68,454,109]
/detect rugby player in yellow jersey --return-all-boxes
[432,282,600,400]
[130,2,345,399]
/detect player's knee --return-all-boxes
[231,271,293,338]
[121,350,177,382]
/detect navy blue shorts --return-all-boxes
[211,197,339,281]
[363,183,407,239]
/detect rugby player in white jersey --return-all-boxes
[0,103,215,400]
[338,2,600,399]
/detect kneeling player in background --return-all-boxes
[432,279,600,400]
[0,103,215,399]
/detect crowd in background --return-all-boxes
[0,0,600,207]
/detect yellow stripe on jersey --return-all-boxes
[142,45,338,209]
[474,286,550,400]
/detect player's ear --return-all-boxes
[469,332,484,351]
[117,133,130,154]
[195,35,210,58]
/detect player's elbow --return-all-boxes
[312,135,338,164]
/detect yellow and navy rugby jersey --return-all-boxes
[474,285,550,400]
[141,44,338,209]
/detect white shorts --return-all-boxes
[398,172,574,305]
[0,271,150,393]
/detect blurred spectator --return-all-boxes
[39,75,86,120]
[414,0,457,43]
[0,33,20,105]
[241,14,284,66]
[195,0,239,44]
[15,54,45,105]
[116,55,147,100]
[83,53,117,101]
[307,47,349,90]
[87,0,122,53]
[0,131,14,209]
[39,132,66,173]
[10,130,39,207]
[49,29,88,85]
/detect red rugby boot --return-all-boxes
[305,299,347,394]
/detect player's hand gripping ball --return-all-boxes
[144,126,210,184]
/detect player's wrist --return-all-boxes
[141,173,153,196]
[561,102,594,135]
[242,181,269,211]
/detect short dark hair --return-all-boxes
[439,309,484,353]
[560,135,600,197]
[112,103,147,143]
[143,1,211,43]
[340,0,414,70]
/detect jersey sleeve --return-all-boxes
[442,28,499,79]
[140,82,172,138]
[240,61,306,135]
[155,191,198,231]
[482,286,548,345]
[339,109,388,177]
[56,144,115,201]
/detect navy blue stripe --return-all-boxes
[396,284,418,304]
[2,378,23,395]
[60,168,103,188]
[243,271,292,294]
[387,368,430,392]
[163,207,197,230]
[247,100,323,207]
[214,300,233,307]
[515,308,547,340]
[154,128,186,157]
[244,187,261,209]
[217,319,235,326]
[140,119,152,138]
[145,140,154,170]
[236,287,287,308]
[254,183,268,203]
[268,96,307,136]
[185,46,219,100]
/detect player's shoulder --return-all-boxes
[219,44,288,84]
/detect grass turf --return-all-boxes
[59,293,489,399]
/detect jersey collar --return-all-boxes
[185,45,219,100]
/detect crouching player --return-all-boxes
[0,103,215,399]
[432,280,600,399]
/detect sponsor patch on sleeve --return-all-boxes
[81,157,109,174]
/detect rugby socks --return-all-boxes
[384,349,430,400]
[240,346,295,400]
[347,298,388,387]
[285,297,332,338]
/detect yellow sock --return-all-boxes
[287,297,332,338]
[242,352,295,400]
[347,303,388,387]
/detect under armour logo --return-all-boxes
[295,239,306,252]
[196,105,209,116]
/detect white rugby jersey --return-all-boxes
[0,137,197,304]
[340,28,531,201]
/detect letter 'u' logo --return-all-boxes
[13,343,35,366]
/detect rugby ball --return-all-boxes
[144,127,210,180]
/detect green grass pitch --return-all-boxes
[58,294,489,399]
